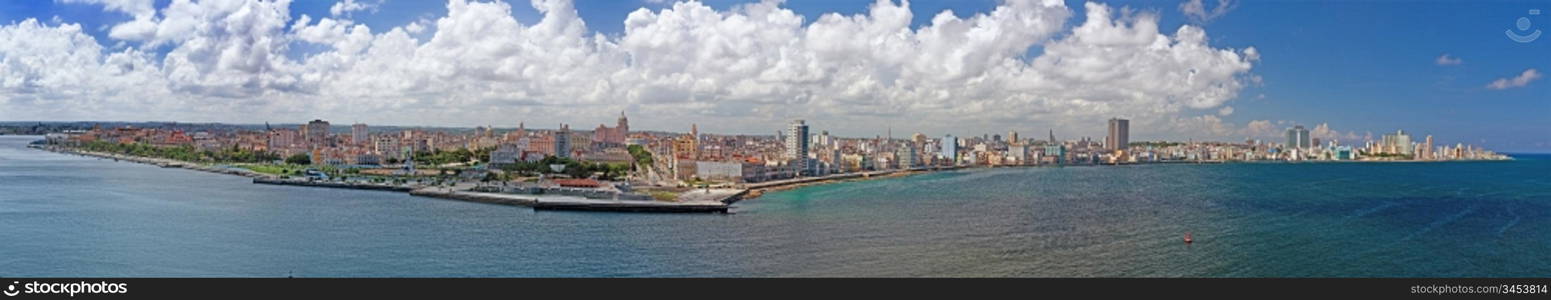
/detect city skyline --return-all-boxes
[0,0,1546,152]
[0,116,1516,154]
[3,0,1549,287]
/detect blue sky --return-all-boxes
[2,0,1548,152]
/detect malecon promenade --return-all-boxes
[32,144,738,213]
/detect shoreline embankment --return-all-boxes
[30,145,730,213]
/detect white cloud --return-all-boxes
[1169,118,1359,143]
[1168,115,1236,137]
[330,0,382,17]
[55,0,155,17]
[2,0,1261,140]
[1242,119,1278,138]
[1217,106,1233,116]
[1179,0,1236,23]
[403,18,429,34]
[1435,53,1462,66]
[1486,69,1541,90]
[55,0,160,41]
[0,19,172,120]
[1309,122,1359,142]
[1165,116,1360,143]
[156,0,302,97]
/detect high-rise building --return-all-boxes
[1380,130,1413,155]
[1423,135,1434,160]
[1008,131,1019,144]
[351,123,368,145]
[895,144,919,168]
[1285,125,1310,149]
[305,119,330,147]
[554,124,571,158]
[786,120,809,175]
[1106,118,1129,151]
[941,134,958,163]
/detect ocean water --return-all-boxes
[1,135,1548,277]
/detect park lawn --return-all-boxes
[238,164,309,176]
[650,191,680,202]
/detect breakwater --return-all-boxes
[738,166,962,200]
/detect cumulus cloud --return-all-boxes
[1179,0,1236,23]
[1309,122,1359,142]
[331,0,382,17]
[2,0,1260,140]
[55,0,155,16]
[1242,119,1278,138]
[1167,115,1236,137]
[1217,106,1233,116]
[55,0,159,40]
[1435,53,1462,66]
[0,19,172,120]
[1486,69,1541,90]
[1170,118,1359,143]
[1165,116,1359,143]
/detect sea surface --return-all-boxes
[1,135,1548,277]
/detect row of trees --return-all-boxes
[80,140,641,181]
[627,144,653,170]
[411,147,630,180]
[496,155,629,180]
[285,153,311,165]
[410,147,495,166]
[78,141,281,163]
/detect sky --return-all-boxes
[0,0,1547,152]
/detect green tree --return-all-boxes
[627,144,653,169]
[285,153,311,165]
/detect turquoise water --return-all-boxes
[1,135,1548,277]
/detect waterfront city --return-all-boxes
[10,114,1511,213]
[0,0,1547,292]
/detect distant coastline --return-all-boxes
[740,155,1519,199]
[26,143,735,213]
[25,137,1517,206]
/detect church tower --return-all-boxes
[617,111,629,133]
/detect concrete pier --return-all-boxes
[253,178,415,192]
[531,199,728,213]
[410,188,728,213]
[408,188,539,206]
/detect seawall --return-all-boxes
[253,178,415,192]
